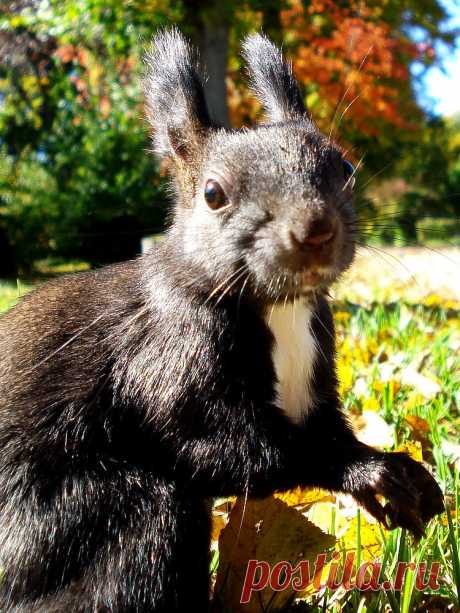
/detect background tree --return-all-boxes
[0,0,457,274]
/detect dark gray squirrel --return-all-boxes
[0,28,444,612]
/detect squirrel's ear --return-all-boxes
[143,28,212,162]
[242,33,307,123]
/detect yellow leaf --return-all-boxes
[337,356,353,395]
[362,397,380,412]
[10,15,25,27]
[214,496,335,612]
[275,487,334,508]
[440,509,458,527]
[404,393,426,412]
[444,299,460,310]
[212,512,228,543]
[334,311,351,322]
[307,502,349,537]
[423,294,442,307]
[340,514,382,562]
[397,440,423,462]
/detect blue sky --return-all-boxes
[419,1,460,116]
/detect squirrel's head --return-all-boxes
[143,29,357,304]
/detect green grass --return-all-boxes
[327,298,460,612]
[0,280,33,313]
[1,270,459,612]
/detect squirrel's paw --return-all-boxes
[351,452,444,539]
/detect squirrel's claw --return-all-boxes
[353,452,444,539]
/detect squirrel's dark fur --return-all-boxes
[0,29,443,612]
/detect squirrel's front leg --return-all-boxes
[168,394,443,537]
[302,404,444,538]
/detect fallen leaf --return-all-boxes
[307,501,349,537]
[397,440,423,462]
[441,440,460,471]
[212,512,229,542]
[353,377,368,397]
[275,487,334,509]
[404,393,426,412]
[362,397,380,412]
[400,367,441,398]
[339,513,382,562]
[353,410,394,448]
[405,414,430,434]
[214,496,335,612]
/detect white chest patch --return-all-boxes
[266,300,317,424]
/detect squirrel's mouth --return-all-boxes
[205,265,338,306]
[298,269,325,287]
[293,272,334,296]
[262,267,338,303]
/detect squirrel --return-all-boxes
[0,29,444,612]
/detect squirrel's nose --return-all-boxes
[289,216,337,250]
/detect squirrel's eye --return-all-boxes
[343,160,355,188]
[204,179,227,210]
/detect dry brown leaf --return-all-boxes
[213,496,335,612]
[405,414,431,434]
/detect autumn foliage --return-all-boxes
[229,0,427,139]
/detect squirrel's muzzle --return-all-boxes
[289,215,337,250]
[282,211,340,274]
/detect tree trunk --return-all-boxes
[183,0,230,128]
[0,226,17,277]
[198,20,230,127]
[262,1,283,46]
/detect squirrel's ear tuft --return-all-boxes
[242,33,307,123]
[143,28,212,162]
